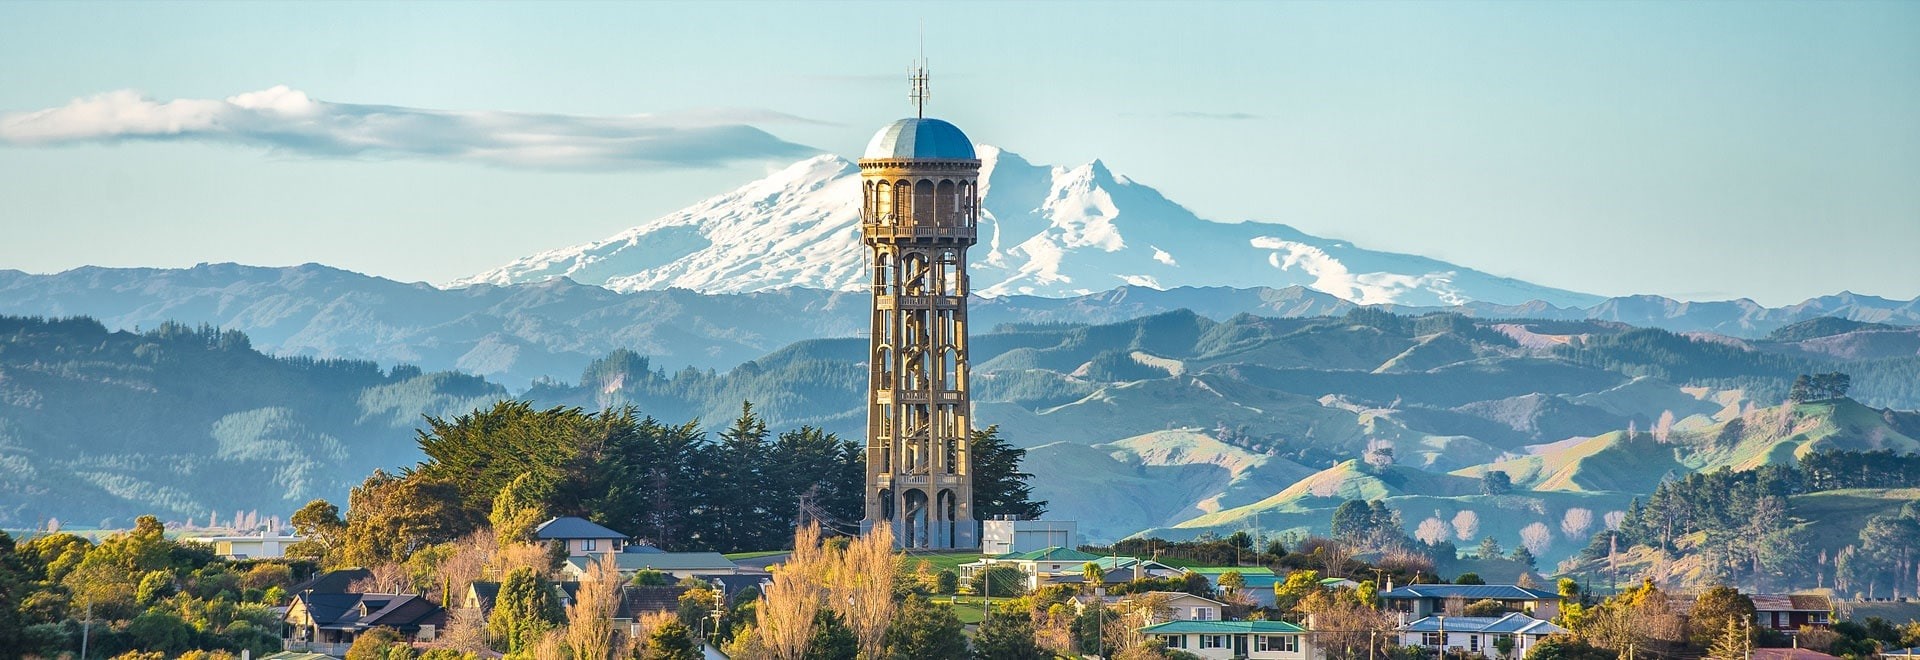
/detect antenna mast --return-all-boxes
[909,61,929,118]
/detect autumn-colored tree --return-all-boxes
[287,499,345,563]
[827,524,896,660]
[566,554,621,660]
[491,473,552,549]
[1297,588,1391,660]
[758,524,825,660]
[341,470,477,567]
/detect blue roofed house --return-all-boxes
[1380,584,1561,620]
[959,547,1183,591]
[1187,567,1283,607]
[1397,612,1568,658]
[1141,620,1313,659]
[535,516,630,556]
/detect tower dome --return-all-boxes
[863,117,976,160]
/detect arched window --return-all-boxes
[937,180,956,226]
[914,179,936,224]
[895,179,912,220]
[875,181,893,222]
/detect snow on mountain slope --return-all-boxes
[456,147,1603,308]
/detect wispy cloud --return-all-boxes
[0,86,822,170]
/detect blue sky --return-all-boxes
[1,1,1915,305]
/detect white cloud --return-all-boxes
[0,86,818,170]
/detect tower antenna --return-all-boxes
[911,23,929,118]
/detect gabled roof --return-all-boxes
[1750,594,1831,612]
[1403,613,1566,635]
[700,573,772,601]
[1141,620,1307,634]
[567,552,736,573]
[1752,649,1843,660]
[995,546,1103,562]
[557,583,687,620]
[1381,584,1558,601]
[294,592,445,633]
[535,516,630,541]
[289,568,372,595]
[468,581,501,611]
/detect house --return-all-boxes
[981,519,1078,555]
[1750,594,1833,632]
[535,516,631,556]
[560,583,689,637]
[1319,577,1360,590]
[202,531,303,559]
[284,592,446,655]
[561,551,739,580]
[699,573,773,603]
[1140,620,1314,659]
[1075,591,1230,622]
[1380,584,1561,619]
[1397,613,1567,658]
[1671,593,1832,633]
[1186,567,1282,607]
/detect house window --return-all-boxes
[1422,633,1443,647]
[1470,635,1481,652]
[1194,607,1215,621]
[1258,635,1298,652]
[584,539,597,551]
[1813,613,1830,625]
[1164,635,1187,649]
[1201,635,1227,649]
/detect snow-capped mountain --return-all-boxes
[455,147,1603,308]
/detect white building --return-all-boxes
[981,519,1077,555]
[1140,620,1316,659]
[206,532,303,559]
[1397,613,1567,658]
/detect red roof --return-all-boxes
[1752,648,1841,660]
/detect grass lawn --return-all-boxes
[938,595,1017,625]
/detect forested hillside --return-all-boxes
[0,315,503,526]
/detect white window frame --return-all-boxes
[1422,632,1442,647]
[1470,634,1481,652]
[1195,606,1215,621]
[1201,635,1227,649]
[1258,635,1298,652]
[584,538,597,551]
[1164,634,1187,649]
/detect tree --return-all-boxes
[1464,599,1507,616]
[1561,509,1593,540]
[341,470,476,567]
[1477,537,1502,560]
[566,555,621,660]
[759,524,826,660]
[288,499,345,562]
[1330,500,1375,545]
[1520,522,1553,557]
[972,608,1048,660]
[488,566,563,655]
[1219,571,1246,595]
[972,426,1046,519]
[345,627,406,660]
[490,473,551,548]
[884,595,966,660]
[642,619,701,660]
[1416,517,1453,545]
[1689,586,1756,650]
[828,524,897,660]
[1454,572,1484,585]
[1708,617,1752,660]
[126,609,196,655]
[1482,471,1514,495]
[973,565,1026,598]
[934,569,958,595]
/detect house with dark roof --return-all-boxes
[535,516,631,556]
[1672,592,1833,633]
[960,547,1183,590]
[1397,613,1567,658]
[284,592,446,654]
[1140,619,1312,659]
[1380,584,1561,619]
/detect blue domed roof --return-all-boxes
[863,117,976,160]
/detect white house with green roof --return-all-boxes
[560,551,740,580]
[1140,620,1316,659]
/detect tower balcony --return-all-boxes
[861,220,976,245]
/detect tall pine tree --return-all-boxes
[970,426,1046,520]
